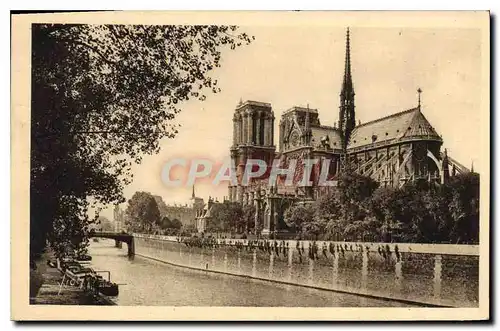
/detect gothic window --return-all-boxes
[260,116,265,145]
[289,131,300,147]
[252,115,257,144]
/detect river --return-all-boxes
[87,239,414,307]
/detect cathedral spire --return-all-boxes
[339,27,356,154]
[342,27,353,93]
[191,185,196,199]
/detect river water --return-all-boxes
[87,239,414,307]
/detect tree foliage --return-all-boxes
[97,216,114,232]
[294,172,479,244]
[124,192,161,233]
[303,173,479,243]
[242,204,257,233]
[284,203,315,234]
[208,201,243,233]
[171,218,183,230]
[30,23,253,261]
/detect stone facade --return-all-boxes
[156,187,204,229]
[226,28,470,238]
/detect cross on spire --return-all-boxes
[417,88,422,108]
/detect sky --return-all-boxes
[100,26,483,220]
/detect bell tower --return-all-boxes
[229,100,276,203]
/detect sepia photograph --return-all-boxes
[11,11,490,321]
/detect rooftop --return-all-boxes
[348,107,442,150]
[236,100,272,109]
[283,106,319,115]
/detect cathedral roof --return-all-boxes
[310,126,342,150]
[348,107,442,150]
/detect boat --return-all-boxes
[56,257,120,298]
[97,279,119,296]
[76,254,92,261]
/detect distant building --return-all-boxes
[195,196,217,233]
[155,186,204,229]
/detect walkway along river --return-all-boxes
[87,237,478,307]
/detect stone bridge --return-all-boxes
[90,231,135,258]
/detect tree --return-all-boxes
[284,203,315,235]
[159,216,172,229]
[242,204,256,234]
[313,173,378,241]
[314,189,342,240]
[154,196,169,217]
[97,216,114,232]
[209,201,243,233]
[124,191,161,233]
[171,218,183,230]
[30,24,253,261]
[337,172,379,204]
[445,173,480,244]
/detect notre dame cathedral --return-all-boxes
[224,28,470,238]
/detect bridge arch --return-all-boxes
[90,231,135,258]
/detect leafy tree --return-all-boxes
[30,23,253,261]
[284,203,315,235]
[171,218,183,230]
[445,173,480,244]
[242,204,256,233]
[209,201,243,233]
[337,172,379,204]
[343,215,381,242]
[321,173,377,240]
[154,196,169,217]
[159,216,172,229]
[124,191,161,233]
[97,216,114,232]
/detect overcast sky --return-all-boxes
[101,26,483,219]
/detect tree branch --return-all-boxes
[62,38,117,66]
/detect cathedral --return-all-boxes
[219,29,469,237]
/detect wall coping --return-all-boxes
[132,233,479,256]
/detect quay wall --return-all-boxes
[132,234,479,307]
